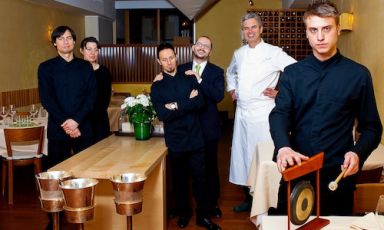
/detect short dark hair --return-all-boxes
[157,43,175,59]
[51,26,76,44]
[304,0,340,25]
[80,37,100,49]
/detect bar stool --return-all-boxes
[36,171,73,230]
[110,173,147,230]
[60,178,99,230]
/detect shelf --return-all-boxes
[247,9,312,60]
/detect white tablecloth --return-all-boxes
[248,141,384,226]
[0,118,48,157]
[260,216,358,230]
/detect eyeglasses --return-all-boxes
[84,47,99,52]
[195,42,211,49]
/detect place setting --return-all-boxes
[1,104,46,128]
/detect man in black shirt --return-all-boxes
[269,1,382,215]
[150,43,221,230]
[38,26,96,170]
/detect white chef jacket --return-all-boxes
[227,40,296,186]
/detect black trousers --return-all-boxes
[205,140,220,208]
[169,148,210,218]
[91,111,111,144]
[43,136,93,170]
[269,165,356,216]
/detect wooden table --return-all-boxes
[50,134,168,230]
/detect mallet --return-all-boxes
[328,168,346,191]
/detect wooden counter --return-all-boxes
[50,134,168,230]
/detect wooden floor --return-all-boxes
[0,122,256,230]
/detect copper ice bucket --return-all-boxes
[110,173,147,216]
[60,178,99,223]
[35,171,73,212]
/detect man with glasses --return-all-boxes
[227,12,296,215]
[38,26,96,170]
[178,36,225,219]
[151,43,221,230]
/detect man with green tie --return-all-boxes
[179,36,225,219]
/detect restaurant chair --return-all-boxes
[1,126,44,205]
[353,183,384,215]
[356,166,383,184]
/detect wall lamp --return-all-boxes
[47,25,53,41]
[340,13,354,31]
[248,0,254,6]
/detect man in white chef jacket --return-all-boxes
[227,12,296,213]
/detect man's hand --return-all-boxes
[263,88,278,98]
[153,73,163,82]
[342,151,359,177]
[61,119,78,132]
[276,147,309,172]
[185,70,201,81]
[165,102,177,110]
[68,128,81,138]
[189,89,198,98]
[229,90,237,101]
[61,119,80,137]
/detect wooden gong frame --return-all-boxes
[282,152,330,230]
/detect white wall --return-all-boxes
[85,16,114,44]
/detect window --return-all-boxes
[116,9,193,45]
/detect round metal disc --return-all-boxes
[290,180,314,225]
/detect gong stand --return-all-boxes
[282,152,330,230]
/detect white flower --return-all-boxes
[124,97,137,107]
[121,93,156,123]
[121,94,151,110]
[136,94,149,107]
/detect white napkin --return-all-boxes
[350,212,384,230]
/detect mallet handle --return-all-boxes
[334,168,346,184]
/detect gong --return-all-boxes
[290,180,314,225]
[282,152,329,230]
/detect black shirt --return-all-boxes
[38,55,97,140]
[269,51,382,168]
[92,65,112,142]
[150,71,205,152]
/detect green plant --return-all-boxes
[121,94,156,124]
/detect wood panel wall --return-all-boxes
[98,45,193,83]
[0,88,39,107]
[0,45,193,107]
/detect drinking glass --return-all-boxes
[376,195,384,215]
[375,195,384,228]
[9,105,16,121]
[29,104,38,119]
[0,106,8,127]
[38,107,48,118]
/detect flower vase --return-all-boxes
[133,122,151,140]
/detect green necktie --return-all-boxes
[195,64,201,77]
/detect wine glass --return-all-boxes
[29,104,38,119]
[0,106,8,127]
[9,104,16,121]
